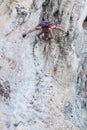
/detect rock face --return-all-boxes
[0,0,87,130]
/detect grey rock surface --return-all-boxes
[0,0,87,130]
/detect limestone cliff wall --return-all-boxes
[0,0,87,130]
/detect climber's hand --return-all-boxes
[22,33,26,38]
[66,31,69,36]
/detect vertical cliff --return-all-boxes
[0,0,87,130]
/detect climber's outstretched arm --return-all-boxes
[26,27,37,35]
[55,26,66,32]
[22,26,42,38]
[26,26,42,35]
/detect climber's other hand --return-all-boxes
[66,31,69,36]
[22,33,26,38]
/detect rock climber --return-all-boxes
[22,19,68,40]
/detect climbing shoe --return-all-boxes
[22,33,26,38]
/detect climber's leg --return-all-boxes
[37,31,44,39]
[48,28,53,39]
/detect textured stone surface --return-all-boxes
[0,0,87,130]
